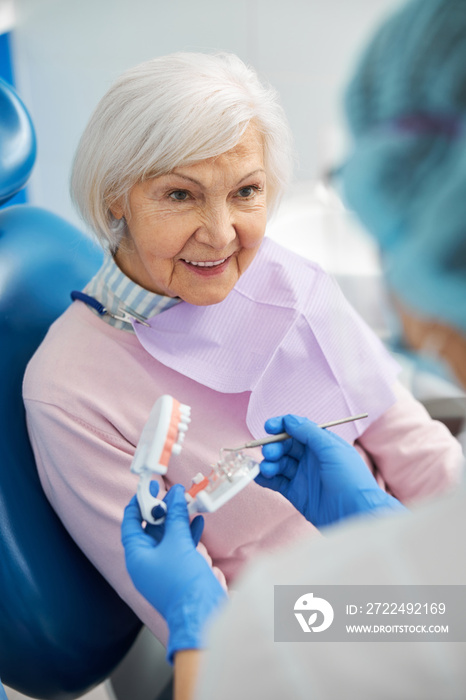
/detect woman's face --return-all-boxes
[113,125,267,306]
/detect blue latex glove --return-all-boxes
[145,480,204,545]
[256,414,406,528]
[0,680,7,700]
[121,483,227,663]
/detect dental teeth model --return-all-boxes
[130,394,259,524]
[130,395,191,524]
[185,450,260,515]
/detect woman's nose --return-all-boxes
[194,204,237,249]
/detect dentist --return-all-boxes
[121,1,466,698]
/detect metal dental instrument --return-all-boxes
[223,413,369,451]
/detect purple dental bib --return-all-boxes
[133,238,399,442]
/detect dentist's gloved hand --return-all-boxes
[122,483,227,663]
[256,414,406,529]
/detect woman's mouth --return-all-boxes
[183,258,226,267]
[181,256,231,275]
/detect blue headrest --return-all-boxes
[0,206,142,699]
[0,78,142,699]
[0,77,36,206]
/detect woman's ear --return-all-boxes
[110,200,125,220]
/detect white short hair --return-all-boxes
[70,52,294,252]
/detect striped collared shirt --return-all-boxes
[84,255,181,331]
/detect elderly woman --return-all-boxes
[24,52,461,646]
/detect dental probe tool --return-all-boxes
[223,412,369,451]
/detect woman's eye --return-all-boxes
[169,190,189,201]
[237,186,256,198]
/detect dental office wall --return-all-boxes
[9,0,401,234]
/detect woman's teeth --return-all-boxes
[184,258,226,267]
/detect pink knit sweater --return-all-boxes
[23,302,462,644]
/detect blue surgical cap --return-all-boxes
[341,0,466,333]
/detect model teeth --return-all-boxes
[180,404,191,419]
[184,259,226,267]
[175,404,191,448]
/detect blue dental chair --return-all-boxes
[0,77,143,698]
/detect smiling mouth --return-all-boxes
[182,258,228,267]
